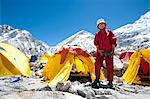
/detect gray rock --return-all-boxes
[37,85,52,91]
[83,87,95,98]
[0,91,85,99]
[0,76,47,92]
[1,75,150,99]
[93,89,113,95]
[84,82,92,87]
[68,85,78,94]
[56,81,71,91]
[68,81,85,95]
[77,89,86,98]
[95,95,109,99]
[69,83,95,99]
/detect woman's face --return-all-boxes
[98,23,106,29]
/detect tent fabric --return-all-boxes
[42,47,105,85]
[42,53,73,85]
[56,47,90,64]
[140,57,150,75]
[119,51,134,63]
[140,50,150,64]
[0,43,32,76]
[26,55,31,62]
[122,50,150,84]
[39,54,51,63]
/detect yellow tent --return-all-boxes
[42,47,105,85]
[0,43,32,76]
[26,54,31,62]
[39,54,52,63]
[122,50,150,84]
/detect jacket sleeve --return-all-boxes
[94,32,99,46]
[109,30,117,46]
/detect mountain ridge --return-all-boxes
[0,11,149,54]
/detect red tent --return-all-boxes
[120,51,150,76]
[139,57,150,76]
[56,47,90,64]
[119,51,134,63]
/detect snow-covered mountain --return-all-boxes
[0,25,50,55]
[47,30,96,54]
[1,11,149,55]
[48,11,150,54]
[114,11,150,51]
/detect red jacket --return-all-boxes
[94,29,117,52]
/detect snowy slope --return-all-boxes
[0,25,50,55]
[1,12,149,55]
[48,30,96,54]
[48,11,150,54]
[114,11,150,51]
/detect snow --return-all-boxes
[1,12,149,71]
[0,25,50,56]
[113,56,124,70]
[47,30,96,54]
[0,76,150,99]
[48,12,150,54]
[1,12,149,55]
[114,11,150,51]
[47,12,150,70]
[0,11,150,99]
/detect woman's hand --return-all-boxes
[111,44,116,55]
[112,44,115,49]
[97,49,104,56]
